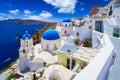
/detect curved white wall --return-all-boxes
[73,34,116,80]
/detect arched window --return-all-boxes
[110,6,112,10]
[54,44,57,49]
[26,41,28,47]
[47,44,49,49]
[65,31,67,34]
[65,24,67,27]
[76,32,79,36]
[23,49,26,54]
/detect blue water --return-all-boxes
[0,22,44,71]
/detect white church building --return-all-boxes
[41,29,61,50]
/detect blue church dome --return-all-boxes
[62,19,71,22]
[22,31,31,40]
[42,29,60,40]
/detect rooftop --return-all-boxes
[73,47,99,62]
[21,31,31,40]
[42,29,60,40]
[58,44,78,54]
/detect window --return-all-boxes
[113,28,120,37]
[47,44,49,49]
[89,26,92,29]
[64,31,66,34]
[54,44,57,49]
[109,10,113,16]
[92,9,94,12]
[76,32,79,36]
[95,21,103,33]
[23,49,25,54]
[110,6,112,10]
[26,44,28,47]
[26,41,28,47]
[26,41,28,43]
[65,24,67,27]
[67,58,75,69]
[97,9,99,11]
[43,62,46,67]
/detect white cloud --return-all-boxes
[24,10,31,15]
[0,13,11,20]
[0,13,7,16]
[80,8,85,11]
[0,16,4,20]
[39,11,52,19]
[43,0,77,13]
[9,9,19,15]
[29,15,42,20]
[28,11,52,20]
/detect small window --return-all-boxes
[54,44,57,49]
[43,62,46,67]
[65,31,66,34]
[23,49,25,54]
[26,44,28,47]
[26,41,28,43]
[89,26,92,29]
[97,9,99,11]
[65,24,67,27]
[110,6,112,10]
[76,32,79,36]
[47,44,49,49]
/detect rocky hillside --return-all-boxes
[0,19,54,25]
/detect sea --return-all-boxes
[0,22,44,72]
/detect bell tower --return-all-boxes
[19,31,34,59]
[19,31,34,73]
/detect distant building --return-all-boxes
[114,0,120,8]
[90,6,100,17]
[60,19,73,36]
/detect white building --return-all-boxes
[19,31,44,73]
[60,19,73,36]
[41,29,61,50]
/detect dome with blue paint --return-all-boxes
[42,29,60,40]
[62,19,71,22]
[22,31,31,40]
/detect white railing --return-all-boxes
[92,30,104,48]
[73,34,115,80]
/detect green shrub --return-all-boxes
[6,72,16,80]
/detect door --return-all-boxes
[67,58,75,69]
[95,21,103,33]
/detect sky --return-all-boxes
[0,0,110,22]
